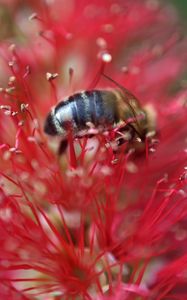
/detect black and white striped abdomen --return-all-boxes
[49,90,120,137]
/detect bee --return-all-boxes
[44,75,156,154]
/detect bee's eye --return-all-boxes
[44,113,59,136]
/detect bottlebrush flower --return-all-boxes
[0,0,187,299]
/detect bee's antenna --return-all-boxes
[102,73,136,99]
[102,73,123,88]
[88,62,105,89]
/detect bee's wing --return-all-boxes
[102,73,144,139]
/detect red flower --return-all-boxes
[0,0,187,299]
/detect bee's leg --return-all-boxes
[127,123,144,141]
[58,139,68,155]
[116,124,136,145]
[116,137,126,146]
[76,134,95,140]
[84,134,95,139]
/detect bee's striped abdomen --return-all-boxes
[54,90,119,132]
[44,89,121,138]
[82,90,119,127]
[69,90,106,128]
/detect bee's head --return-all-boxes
[44,112,59,136]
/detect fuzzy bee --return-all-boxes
[44,76,156,154]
